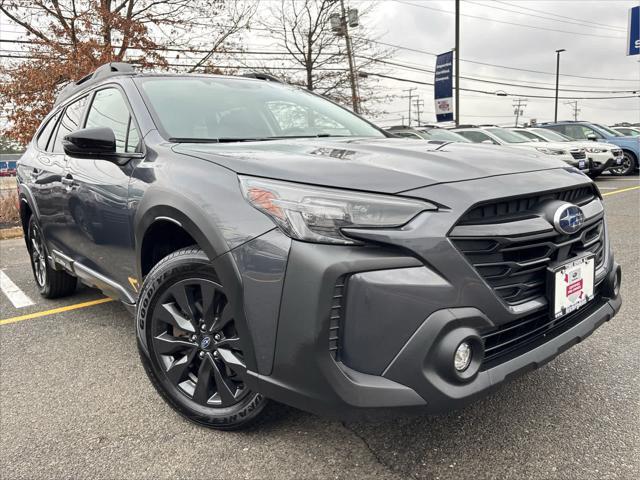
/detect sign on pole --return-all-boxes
[434,51,454,122]
[628,5,639,56]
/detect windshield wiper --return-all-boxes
[169,134,353,144]
[169,137,271,143]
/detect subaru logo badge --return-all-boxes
[553,204,584,235]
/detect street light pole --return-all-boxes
[554,49,565,122]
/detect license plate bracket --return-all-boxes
[547,254,595,319]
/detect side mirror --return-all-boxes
[481,139,494,144]
[62,127,117,158]
[586,133,598,141]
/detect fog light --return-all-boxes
[454,341,472,372]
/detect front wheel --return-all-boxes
[137,247,267,430]
[610,152,637,176]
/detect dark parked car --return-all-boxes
[17,63,622,430]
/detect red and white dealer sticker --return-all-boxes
[551,255,595,319]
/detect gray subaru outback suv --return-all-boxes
[17,63,622,429]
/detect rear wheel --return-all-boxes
[28,216,77,298]
[610,152,637,176]
[137,247,267,430]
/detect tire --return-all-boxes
[610,152,637,176]
[137,247,267,430]
[27,216,77,298]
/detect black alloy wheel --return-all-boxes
[27,216,77,298]
[151,278,249,408]
[138,247,267,429]
[610,152,637,176]
[29,220,47,288]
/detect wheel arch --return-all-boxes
[17,184,38,249]
[621,148,638,164]
[136,205,224,279]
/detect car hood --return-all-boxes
[601,136,640,150]
[173,137,568,194]
[572,141,620,150]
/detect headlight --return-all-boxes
[535,147,566,155]
[585,147,607,153]
[239,176,436,244]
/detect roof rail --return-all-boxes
[241,72,282,83]
[54,62,136,106]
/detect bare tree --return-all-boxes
[0,0,255,144]
[258,0,394,113]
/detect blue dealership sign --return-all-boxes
[628,5,639,56]
[434,51,454,122]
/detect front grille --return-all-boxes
[458,185,597,225]
[328,278,346,360]
[451,186,605,306]
[452,219,605,305]
[570,150,586,160]
[480,289,604,369]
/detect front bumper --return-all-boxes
[237,169,622,418]
[587,152,621,174]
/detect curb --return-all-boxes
[0,227,23,240]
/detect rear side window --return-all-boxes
[52,96,88,153]
[36,112,61,151]
[85,88,140,153]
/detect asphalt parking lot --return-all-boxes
[1,175,638,480]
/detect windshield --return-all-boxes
[486,128,529,143]
[592,123,623,137]
[420,129,471,142]
[531,128,572,142]
[513,130,544,142]
[137,76,384,141]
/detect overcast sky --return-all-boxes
[1,0,639,129]
[363,0,640,127]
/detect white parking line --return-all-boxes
[0,270,35,308]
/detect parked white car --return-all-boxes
[512,127,624,178]
[453,126,589,172]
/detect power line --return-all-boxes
[492,0,626,31]
[3,36,637,85]
[355,37,639,82]
[359,56,637,93]
[465,0,626,32]
[392,0,625,39]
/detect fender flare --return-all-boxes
[17,183,41,223]
[134,192,260,371]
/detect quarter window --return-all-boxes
[85,88,140,153]
[36,112,61,151]
[52,96,88,153]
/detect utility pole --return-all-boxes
[413,98,425,126]
[565,100,580,121]
[554,48,565,122]
[402,87,417,126]
[455,0,460,126]
[512,98,527,127]
[338,0,360,113]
